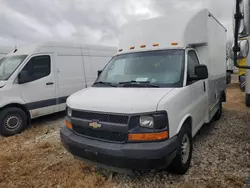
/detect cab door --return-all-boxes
[186,50,207,133]
[19,54,56,118]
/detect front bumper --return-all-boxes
[60,126,179,170]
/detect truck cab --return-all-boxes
[60,9,227,174]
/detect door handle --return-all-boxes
[46,82,54,85]
[203,81,206,92]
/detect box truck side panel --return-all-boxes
[196,14,227,121]
[207,16,227,79]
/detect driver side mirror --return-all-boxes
[97,70,102,77]
[18,70,30,84]
[195,64,208,80]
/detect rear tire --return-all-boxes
[169,124,193,174]
[214,100,222,121]
[239,75,246,92]
[0,107,28,137]
[246,94,250,107]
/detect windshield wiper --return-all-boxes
[119,81,159,88]
[93,81,117,87]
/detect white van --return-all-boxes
[0,42,116,136]
[61,9,227,174]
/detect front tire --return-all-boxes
[214,100,222,121]
[169,124,193,174]
[0,107,28,136]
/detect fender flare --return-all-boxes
[0,103,31,125]
[176,114,192,136]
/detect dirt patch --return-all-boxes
[0,137,109,188]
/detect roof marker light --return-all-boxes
[171,42,178,45]
[141,45,146,48]
[119,49,123,52]
[130,46,135,49]
[153,44,159,47]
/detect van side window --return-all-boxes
[22,55,51,82]
[187,51,199,78]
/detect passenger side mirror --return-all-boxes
[97,70,102,77]
[18,70,30,84]
[195,64,208,80]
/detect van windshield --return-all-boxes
[96,49,185,88]
[0,55,27,80]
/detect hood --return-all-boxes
[0,81,6,88]
[67,87,174,114]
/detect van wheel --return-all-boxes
[246,94,250,107]
[0,107,28,137]
[169,125,192,174]
[214,101,222,121]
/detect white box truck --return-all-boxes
[0,42,116,136]
[61,9,227,174]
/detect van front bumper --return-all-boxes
[60,126,179,170]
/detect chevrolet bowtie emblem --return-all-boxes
[89,121,102,129]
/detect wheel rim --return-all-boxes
[181,134,190,164]
[4,115,22,132]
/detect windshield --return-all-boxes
[96,50,185,87]
[0,55,27,80]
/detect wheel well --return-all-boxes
[183,117,192,131]
[221,90,226,102]
[0,104,31,124]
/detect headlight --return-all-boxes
[140,116,154,128]
[67,107,72,117]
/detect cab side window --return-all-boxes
[22,55,51,82]
[187,51,200,78]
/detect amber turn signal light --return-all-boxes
[128,131,168,141]
[65,119,72,129]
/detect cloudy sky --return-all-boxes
[0,0,233,48]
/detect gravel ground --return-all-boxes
[0,76,249,188]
